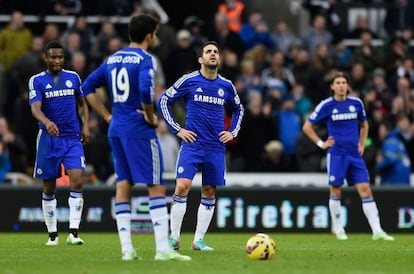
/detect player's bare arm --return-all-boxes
[77,97,90,144]
[358,120,369,155]
[85,93,112,123]
[219,131,234,143]
[177,128,197,143]
[302,121,334,150]
[31,101,59,137]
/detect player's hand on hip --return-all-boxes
[177,129,197,143]
[219,131,233,143]
[324,136,335,149]
[136,109,158,128]
[358,143,365,155]
[45,120,59,136]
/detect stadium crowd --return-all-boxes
[0,0,413,185]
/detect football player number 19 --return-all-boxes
[110,67,130,103]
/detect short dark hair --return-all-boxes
[199,41,220,57]
[44,40,63,55]
[128,14,159,43]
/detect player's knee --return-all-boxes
[69,175,83,190]
[175,180,191,195]
[357,183,372,197]
[202,186,216,198]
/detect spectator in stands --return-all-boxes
[0,139,11,183]
[353,30,385,79]
[156,120,180,173]
[301,14,333,57]
[183,15,208,53]
[42,23,61,46]
[239,11,275,52]
[10,36,45,99]
[217,0,247,32]
[261,51,295,98]
[164,29,198,86]
[290,47,313,94]
[376,112,412,185]
[271,17,299,58]
[0,116,28,173]
[331,37,354,73]
[53,0,82,15]
[0,11,32,72]
[363,68,394,139]
[349,62,368,96]
[274,93,302,171]
[384,36,411,78]
[260,140,289,172]
[61,16,95,56]
[219,49,240,82]
[301,0,344,39]
[63,32,82,66]
[147,10,176,72]
[230,91,277,172]
[394,77,412,106]
[0,10,32,119]
[234,57,263,101]
[389,94,413,120]
[383,0,414,38]
[107,36,124,56]
[308,42,335,105]
[291,83,313,119]
[347,14,379,39]
[9,36,45,168]
[83,114,113,182]
[69,51,88,80]
[210,12,245,60]
[91,20,119,63]
[243,44,270,75]
[388,57,414,90]
[296,126,327,172]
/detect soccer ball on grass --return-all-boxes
[245,233,276,260]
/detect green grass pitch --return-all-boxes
[0,232,413,274]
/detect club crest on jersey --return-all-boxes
[65,80,73,88]
[217,88,224,97]
[331,105,358,121]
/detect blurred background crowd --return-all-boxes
[0,0,413,186]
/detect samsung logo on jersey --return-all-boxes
[331,112,358,121]
[107,55,144,64]
[45,89,75,98]
[194,94,225,105]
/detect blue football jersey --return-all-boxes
[157,70,244,151]
[308,96,367,155]
[28,69,83,137]
[81,47,157,138]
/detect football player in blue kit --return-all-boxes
[81,14,191,261]
[157,41,244,251]
[302,71,394,241]
[29,40,90,246]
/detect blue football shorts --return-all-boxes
[327,153,370,186]
[176,147,226,186]
[34,129,85,179]
[109,137,164,185]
